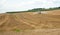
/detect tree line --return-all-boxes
[6,7,60,13]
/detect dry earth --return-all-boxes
[0,10,60,35]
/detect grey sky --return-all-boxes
[0,0,60,13]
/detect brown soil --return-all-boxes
[0,10,60,31]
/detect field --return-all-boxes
[0,10,60,35]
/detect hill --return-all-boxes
[0,10,60,31]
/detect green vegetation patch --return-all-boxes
[13,29,21,32]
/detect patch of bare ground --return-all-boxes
[0,10,60,35]
[0,29,60,35]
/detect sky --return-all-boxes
[0,0,60,13]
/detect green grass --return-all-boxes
[13,29,21,32]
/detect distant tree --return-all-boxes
[6,7,60,13]
[58,7,60,8]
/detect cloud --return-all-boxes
[1,0,36,11]
[0,0,60,13]
[0,0,7,4]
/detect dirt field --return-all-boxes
[0,10,60,35]
[0,29,60,35]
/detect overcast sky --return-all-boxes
[0,0,60,13]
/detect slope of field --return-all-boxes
[0,10,60,31]
[46,10,60,15]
